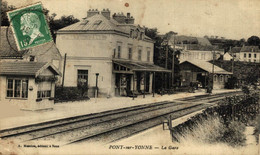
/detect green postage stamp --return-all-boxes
[7,2,52,51]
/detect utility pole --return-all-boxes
[171,33,176,88]
[170,32,178,88]
[212,50,215,90]
[62,53,67,88]
[165,44,168,69]
[231,46,234,74]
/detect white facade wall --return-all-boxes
[179,50,222,62]
[0,76,55,110]
[239,52,260,63]
[56,32,154,97]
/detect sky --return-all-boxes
[6,0,260,40]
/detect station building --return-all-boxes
[56,9,170,97]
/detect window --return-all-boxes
[113,49,116,58]
[77,70,88,86]
[7,79,28,98]
[29,55,35,62]
[254,54,257,58]
[244,53,246,58]
[37,81,52,99]
[93,20,102,25]
[130,30,133,38]
[249,53,251,58]
[213,75,218,82]
[138,49,142,60]
[117,45,121,58]
[225,75,229,82]
[128,47,132,60]
[147,51,150,62]
[80,20,89,25]
[219,75,224,82]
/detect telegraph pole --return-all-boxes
[170,32,178,88]
[171,34,176,88]
[212,50,215,90]
[231,46,234,74]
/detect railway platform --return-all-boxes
[0,89,240,131]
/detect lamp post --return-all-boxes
[95,73,99,102]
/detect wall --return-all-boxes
[239,52,260,63]
[213,74,230,89]
[0,75,55,111]
[0,76,37,110]
[180,50,223,63]
[56,32,154,97]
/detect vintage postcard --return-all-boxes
[0,0,260,155]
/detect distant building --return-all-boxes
[0,27,61,110]
[56,9,170,97]
[168,35,224,63]
[180,60,232,89]
[239,46,260,63]
[225,47,242,61]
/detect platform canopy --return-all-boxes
[180,60,233,75]
[113,60,171,74]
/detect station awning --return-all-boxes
[113,60,171,73]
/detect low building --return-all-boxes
[0,61,61,110]
[0,26,62,110]
[56,9,170,97]
[224,47,242,61]
[180,60,232,89]
[223,52,232,61]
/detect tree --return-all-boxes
[247,36,260,46]
[49,15,79,41]
[1,1,16,26]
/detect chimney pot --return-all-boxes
[101,8,110,19]
[87,8,100,18]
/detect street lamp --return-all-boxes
[95,73,99,102]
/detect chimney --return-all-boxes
[125,13,135,24]
[87,9,99,18]
[112,12,126,24]
[101,8,110,19]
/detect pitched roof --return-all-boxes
[196,37,212,46]
[180,60,232,75]
[167,35,222,51]
[0,27,27,58]
[230,47,242,53]
[240,46,260,52]
[0,61,61,76]
[57,14,153,42]
[58,14,128,34]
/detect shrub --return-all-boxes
[55,86,89,103]
[172,92,259,147]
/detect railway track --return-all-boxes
[0,91,242,146]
